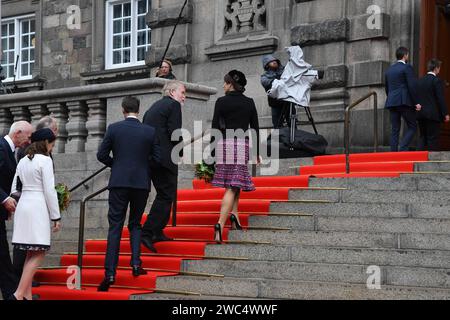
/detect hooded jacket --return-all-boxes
[260,55,288,108]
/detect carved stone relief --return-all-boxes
[224,0,266,35]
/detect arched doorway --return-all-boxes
[420,0,450,150]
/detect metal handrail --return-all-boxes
[77,186,109,289]
[69,166,108,193]
[344,92,379,173]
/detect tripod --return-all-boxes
[278,102,319,150]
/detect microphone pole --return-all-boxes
[158,0,188,70]
[13,54,19,91]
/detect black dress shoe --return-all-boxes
[152,234,173,243]
[97,276,115,292]
[132,266,148,277]
[7,294,18,301]
[141,236,157,253]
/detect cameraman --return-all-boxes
[260,55,292,128]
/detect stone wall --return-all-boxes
[1,0,423,149]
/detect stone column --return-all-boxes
[9,107,32,122]
[85,99,107,152]
[65,101,88,153]
[47,102,69,154]
[0,108,13,136]
[29,105,50,128]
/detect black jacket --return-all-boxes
[417,74,449,122]
[97,118,159,191]
[0,137,16,221]
[143,96,182,174]
[212,91,260,155]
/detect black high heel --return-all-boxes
[230,214,243,230]
[214,224,223,243]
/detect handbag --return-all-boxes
[11,176,22,201]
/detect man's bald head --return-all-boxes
[8,121,34,148]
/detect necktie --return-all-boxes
[14,149,19,164]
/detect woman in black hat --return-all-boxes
[9,128,61,300]
[210,70,260,243]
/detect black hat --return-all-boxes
[31,128,56,143]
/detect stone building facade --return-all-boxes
[1,0,449,150]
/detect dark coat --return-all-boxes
[0,137,16,221]
[143,96,182,174]
[212,91,260,155]
[417,74,449,122]
[385,62,419,108]
[97,118,159,191]
[261,55,287,108]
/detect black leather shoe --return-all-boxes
[141,236,157,253]
[152,234,173,243]
[132,266,148,277]
[7,294,18,301]
[97,276,115,292]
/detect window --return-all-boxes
[1,15,36,81]
[105,0,152,69]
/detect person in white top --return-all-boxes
[9,128,61,301]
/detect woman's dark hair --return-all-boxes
[26,141,50,160]
[224,70,247,92]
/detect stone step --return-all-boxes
[415,162,450,172]
[316,216,450,234]
[230,229,450,251]
[205,244,450,269]
[429,152,450,161]
[154,275,450,300]
[132,293,263,300]
[52,228,108,242]
[289,189,450,205]
[182,259,450,289]
[308,175,450,191]
[248,215,314,230]
[271,202,409,218]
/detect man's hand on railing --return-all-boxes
[415,104,422,112]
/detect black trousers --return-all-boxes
[104,188,149,278]
[0,219,18,298]
[389,106,418,152]
[418,119,442,151]
[142,166,177,239]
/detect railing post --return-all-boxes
[77,199,86,290]
[374,93,378,153]
[345,107,351,174]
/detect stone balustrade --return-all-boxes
[0,78,217,154]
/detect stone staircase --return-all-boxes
[137,153,450,300]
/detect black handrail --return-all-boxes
[77,186,109,289]
[344,92,379,174]
[69,166,108,193]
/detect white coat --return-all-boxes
[11,154,60,248]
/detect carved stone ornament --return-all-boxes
[224,0,266,35]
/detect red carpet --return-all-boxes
[34,151,430,300]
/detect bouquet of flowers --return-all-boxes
[55,183,71,212]
[194,161,216,183]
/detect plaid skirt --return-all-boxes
[211,138,255,192]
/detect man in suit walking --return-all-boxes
[97,96,159,292]
[141,81,186,253]
[385,47,422,151]
[417,59,450,151]
[0,121,33,299]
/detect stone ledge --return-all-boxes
[205,36,278,62]
[145,44,192,67]
[80,65,151,85]
[314,65,348,90]
[291,19,349,47]
[146,1,193,29]
[348,61,390,88]
[348,13,390,42]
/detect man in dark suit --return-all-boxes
[385,47,422,151]
[0,121,33,299]
[97,96,159,292]
[141,81,185,253]
[417,59,450,151]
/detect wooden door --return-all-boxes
[420,0,450,150]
